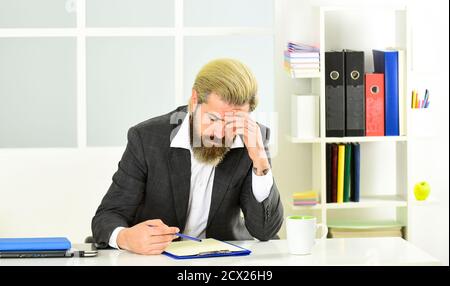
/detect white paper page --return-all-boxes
[164,238,243,257]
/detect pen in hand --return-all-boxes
[175,232,202,242]
[148,225,202,242]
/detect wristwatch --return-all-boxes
[253,166,270,176]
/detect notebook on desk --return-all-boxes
[164,238,251,259]
[0,237,72,258]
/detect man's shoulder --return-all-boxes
[131,105,187,135]
[126,106,187,149]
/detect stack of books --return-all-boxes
[292,190,319,206]
[326,143,360,204]
[284,42,320,77]
[327,220,404,238]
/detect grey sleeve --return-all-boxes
[91,127,147,248]
[239,126,284,241]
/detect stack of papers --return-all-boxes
[292,190,319,206]
[327,220,405,238]
[284,42,320,77]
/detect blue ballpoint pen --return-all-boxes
[175,233,202,242]
[148,225,202,242]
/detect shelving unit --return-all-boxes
[287,72,321,79]
[288,5,413,240]
[293,195,407,210]
[289,136,408,143]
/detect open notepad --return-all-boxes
[163,238,251,259]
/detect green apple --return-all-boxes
[414,181,431,201]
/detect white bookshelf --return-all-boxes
[287,72,321,79]
[293,195,407,210]
[289,5,413,240]
[290,136,408,143]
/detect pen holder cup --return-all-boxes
[408,109,435,138]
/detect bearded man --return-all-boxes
[91,58,283,255]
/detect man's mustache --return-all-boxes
[191,133,235,148]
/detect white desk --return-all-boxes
[0,237,440,266]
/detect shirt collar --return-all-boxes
[170,113,244,150]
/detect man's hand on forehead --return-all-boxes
[224,111,249,125]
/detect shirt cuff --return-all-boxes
[109,226,126,249]
[251,168,273,203]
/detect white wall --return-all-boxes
[272,0,449,265]
[0,148,124,242]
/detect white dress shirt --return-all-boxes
[109,113,273,248]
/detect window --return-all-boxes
[87,37,175,146]
[0,38,77,147]
[86,0,174,27]
[0,0,274,147]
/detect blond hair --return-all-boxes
[192,58,258,111]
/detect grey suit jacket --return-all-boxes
[91,105,283,248]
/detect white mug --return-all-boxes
[286,215,328,255]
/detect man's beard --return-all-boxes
[189,115,230,167]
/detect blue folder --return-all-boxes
[351,143,361,202]
[163,240,251,260]
[373,49,399,136]
[0,237,71,251]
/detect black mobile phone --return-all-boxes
[70,243,98,257]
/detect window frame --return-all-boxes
[0,0,274,148]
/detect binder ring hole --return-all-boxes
[351,70,360,80]
[330,71,339,80]
[370,85,379,94]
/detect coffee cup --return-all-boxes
[286,215,328,255]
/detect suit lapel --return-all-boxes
[167,148,191,232]
[207,149,245,228]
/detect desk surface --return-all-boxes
[0,237,440,266]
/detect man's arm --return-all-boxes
[239,126,284,241]
[91,127,147,248]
